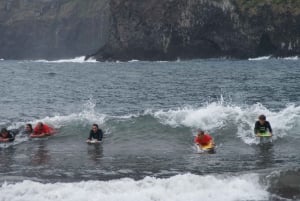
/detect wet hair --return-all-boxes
[258,115,266,121]
[26,124,33,131]
[34,122,43,131]
[1,128,8,134]
[197,130,205,135]
[92,124,99,129]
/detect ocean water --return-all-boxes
[0,58,300,201]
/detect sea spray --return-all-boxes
[148,102,300,144]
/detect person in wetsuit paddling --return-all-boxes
[86,124,103,143]
[30,122,54,138]
[0,128,15,142]
[194,130,214,147]
[254,114,273,136]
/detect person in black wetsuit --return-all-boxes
[86,124,103,143]
[254,115,273,136]
[0,128,15,142]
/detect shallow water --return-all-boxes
[0,58,300,200]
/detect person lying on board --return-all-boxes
[21,124,34,136]
[194,130,214,148]
[0,128,15,142]
[30,122,54,138]
[86,124,103,143]
[254,114,273,137]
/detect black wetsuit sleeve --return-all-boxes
[88,130,93,140]
[267,121,273,133]
[8,132,15,142]
[10,129,19,136]
[98,129,103,141]
[254,121,259,134]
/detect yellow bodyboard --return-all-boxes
[257,132,271,137]
[201,142,214,150]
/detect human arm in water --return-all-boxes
[40,124,54,136]
[266,121,273,136]
[87,130,93,141]
[254,121,260,136]
[30,124,54,138]
[86,129,103,143]
[0,132,15,142]
[194,134,214,147]
[254,121,273,136]
[86,130,99,143]
[0,137,10,142]
[97,129,103,141]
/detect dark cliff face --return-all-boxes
[0,0,111,60]
[234,0,300,57]
[92,0,300,61]
[0,0,299,60]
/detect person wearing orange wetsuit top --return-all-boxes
[194,130,214,147]
[30,122,54,138]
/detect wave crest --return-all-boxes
[149,102,300,144]
[34,56,97,63]
[4,99,300,146]
[0,174,268,201]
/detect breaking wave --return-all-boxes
[149,102,300,144]
[34,56,97,63]
[248,55,299,61]
[0,173,269,201]
[2,99,299,148]
[248,56,272,61]
[283,56,299,60]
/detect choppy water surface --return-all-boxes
[0,58,299,201]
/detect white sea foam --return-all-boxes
[282,56,299,60]
[150,103,239,130]
[7,99,106,131]
[248,56,271,61]
[0,174,269,201]
[150,102,300,144]
[34,56,97,63]
[248,56,299,61]
[128,59,140,62]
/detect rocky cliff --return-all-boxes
[0,0,110,59]
[91,0,300,61]
[0,0,299,60]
